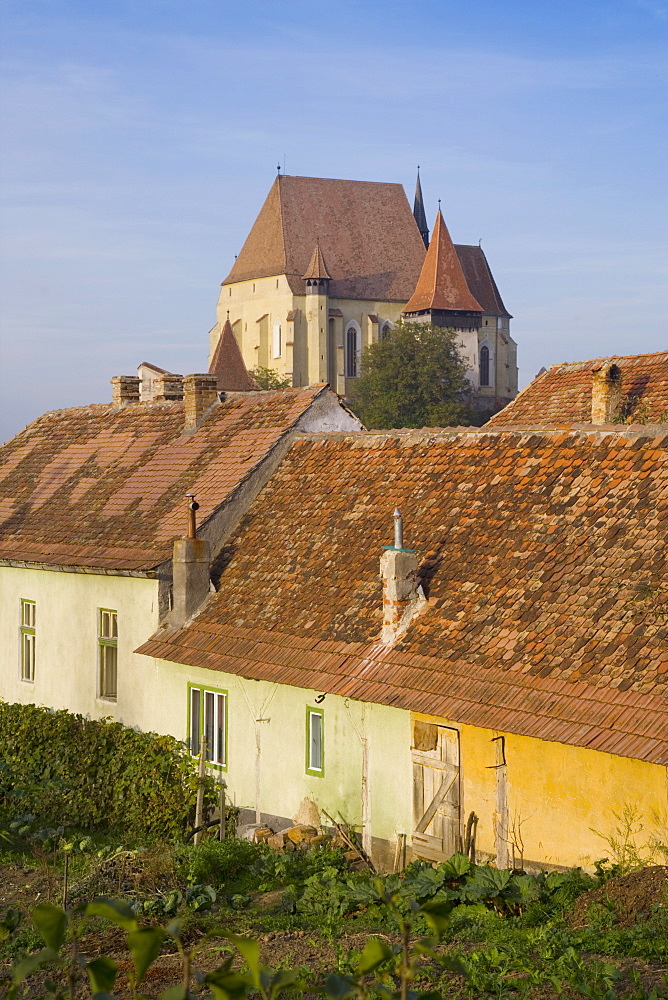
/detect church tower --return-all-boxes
[413,168,430,249]
[303,243,331,385]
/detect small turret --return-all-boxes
[303,244,331,384]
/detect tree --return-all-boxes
[249,366,292,390]
[348,321,476,429]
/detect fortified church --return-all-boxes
[208,172,519,414]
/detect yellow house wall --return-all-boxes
[0,566,159,721]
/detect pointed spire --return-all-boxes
[413,167,429,249]
[403,209,483,315]
[302,242,331,281]
[208,318,260,392]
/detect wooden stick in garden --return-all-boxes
[219,780,226,841]
[62,851,69,910]
[194,734,207,845]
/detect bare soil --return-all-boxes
[569,865,668,928]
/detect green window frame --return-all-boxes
[20,599,36,682]
[306,706,324,777]
[188,683,228,769]
[98,608,118,700]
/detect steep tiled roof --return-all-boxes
[403,211,483,315]
[302,244,331,281]
[208,318,260,392]
[488,352,668,427]
[455,245,511,318]
[0,387,330,572]
[223,175,427,301]
[139,426,668,765]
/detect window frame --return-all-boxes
[19,599,36,683]
[188,683,228,770]
[98,607,118,701]
[480,344,491,387]
[272,319,282,358]
[305,705,325,777]
[345,322,360,378]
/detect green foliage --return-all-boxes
[0,701,216,840]
[176,837,264,889]
[249,367,292,390]
[348,320,477,429]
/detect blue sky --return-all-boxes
[1,0,666,439]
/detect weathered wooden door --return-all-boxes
[411,719,460,862]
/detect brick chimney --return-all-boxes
[591,362,622,423]
[184,374,219,431]
[153,373,184,401]
[111,376,140,406]
[380,509,426,645]
[170,495,211,627]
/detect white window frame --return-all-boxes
[20,599,36,683]
[306,706,324,776]
[189,684,227,768]
[98,608,118,701]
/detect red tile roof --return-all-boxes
[403,211,483,315]
[223,175,427,301]
[208,318,260,392]
[488,352,668,427]
[0,386,330,572]
[455,245,512,318]
[302,244,331,281]
[138,426,668,765]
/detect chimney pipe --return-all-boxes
[591,362,622,423]
[169,494,211,627]
[380,509,425,645]
[111,376,140,406]
[184,374,219,431]
[153,373,184,402]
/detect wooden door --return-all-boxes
[411,719,460,863]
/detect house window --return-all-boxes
[480,345,490,387]
[189,684,227,767]
[345,322,360,378]
[20,599,35,682]
[306,707,324,776]
[273,320,282,358]
[98,609,118,700]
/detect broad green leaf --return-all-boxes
[355,937,393,976]
[225,934,260,986]
[0,909,21,940]
[322,973,358,1000]
[86,955,118,995]
[159,987,188,1000]
[127,926,166,984]
[32,904,67,951]
[12,947,59,984]
[440,853,471,878]
[420,898,453,938]
[86,898,138,931]
[205,968,252,1000]
[267,968,304,999]
[438,955,470,979]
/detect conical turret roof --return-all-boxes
[403,210,483,315]
[209,318,260,392]
[413,169,429,249]
[302,243,331,280]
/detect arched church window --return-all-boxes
[480,345,490,387]
[380,322,393,341]
[273,321,282,359]
[345,322,360,378]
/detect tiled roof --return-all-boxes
[455,245,512,318]
[488,352,668,427]
[302,244,331,281]
[208,318,260,392]
[138,426,668,765]
[0,387,329,572]
[222,175,427,301]
[403,211,483,315]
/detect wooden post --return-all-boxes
[62,850,69,910]
[194,734,207,845]
[219,780,226,841]
[393,832,406,873]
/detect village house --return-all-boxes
[135,420,668,872]
[487,350,668,427]
[0,375,362,721]
[211,173,517,415]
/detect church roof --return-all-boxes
[0,386,332,572]
[138,425,668,766]
[455,245,512,318]
[403,210,483,315]
[208,318,260,392]
[488,351,668,427]
[302,243,331,281]
[413,170,429,248]
[223,175,427,301]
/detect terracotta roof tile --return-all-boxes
[455,245,512,318]
[488,352,668,427]
[403,210,483,315]
[0,386,328,571]
[208,318,260,392]
[138,425,668,765]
